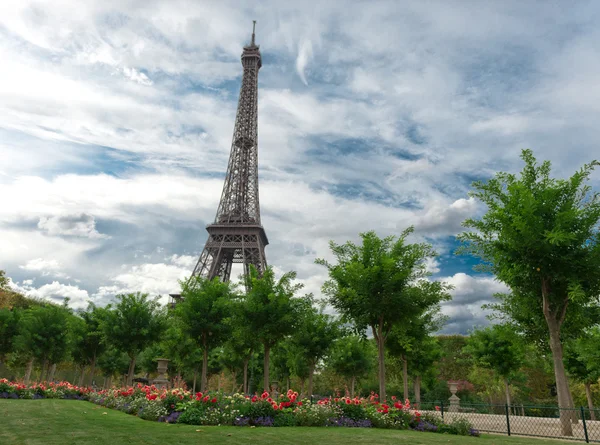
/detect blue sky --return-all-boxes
[1,0,599,333]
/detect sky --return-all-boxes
[1,0,599,334]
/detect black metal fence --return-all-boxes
[417,401,600,443]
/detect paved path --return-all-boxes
[423,410,600,442]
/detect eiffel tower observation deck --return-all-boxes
[170,21,267,304]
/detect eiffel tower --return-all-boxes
[171,22,267,303]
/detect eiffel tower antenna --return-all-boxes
[171,22,267,303]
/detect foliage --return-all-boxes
[316,228,452,402]
[464,325,525,380]
[330,335,375,395]
[457,149,600,434]
[102,292,166,385]
[241,265,305,391]
[15,303,72,368]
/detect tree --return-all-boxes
[242,266,304,392]
[565,328,600,420]
[175,276,233,391]
[15,303,72,383]
[289,303,340,397]
[316,228,452,402]
[227,294,261,393]
[72,304,107,386]
[0,308,19,366]
[330,335,375,397]
[407,334,441,406]
[102,292,166,386]
[457,150,600,435]
[464,324,525,407]
[97,347,130,388]
[386,306,446,401]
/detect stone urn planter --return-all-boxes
[448,381,460,412]
[152,358,170,389]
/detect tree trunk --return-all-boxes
[546,314,573,436]
[503,376,512,408]
[567,386,579,423]
[373,324,386,402]
[402,354,409,402]
[89,356,96,387]
[308,362,315,398]
[585,383,596,421]
[48,363,57,382]
[351,376,356,398]
[78,366,85,387]
[414,375,421,408]
[41,359,49,382]
[24,358,34,384]
[126,355,136,386]
[263,343,270,393]
[231,371,237,393]
[192,365,198,394]
[243,358,249,394]
[300,378,305,398]
[107,376,112,389]
[217,373,221,392]
[202,335,208,392]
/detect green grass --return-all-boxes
[0,399,576,445]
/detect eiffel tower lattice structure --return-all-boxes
[170,22,267,304]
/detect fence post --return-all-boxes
[581,406,589,443]
[441,401,444,420]
[505,403,511,436]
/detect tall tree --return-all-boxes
[457,149,600,436]
[102,292,166,386]
[464,324,525,407]
[72,304,107,386]
[565,328,600,421]
[227,293,261,393]
[386,306,446,401]
[175,276,233,391]
[316,228,452,402]
[330,335,375,397]
[242,266,303,392]
[290,303,340,397]
[0,308,20,366]
[15,303,72,383]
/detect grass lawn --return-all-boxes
[0,399,576,445]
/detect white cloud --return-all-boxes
[19,258,61,271]
[296,39,313,85]
[13,280,90,310]
[122,67,153,86]
[38,213,110,239]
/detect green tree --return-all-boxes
[97,347,130,388]
[316,228,452,402]
[464,324,525,407]
[242,266,304,392]
[15,303,72,383]
[565,328,600,420]
[102,292,166,386]
[386,306,446,401]
[227,294,261,393]
[330,335,375,397]
[71,304,107,386]
[457,150,600,436]
[407,334,442,406]
[290,303,340,397]
[0,308,20,366]
[175,276,233,391]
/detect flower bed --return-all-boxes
[0,379,479,437]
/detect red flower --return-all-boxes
[345,399,351,404]
[435,405,440,411]
[261,391,269,399]
[251,395,258,402]
[211,398,217,403]
[297,402,303,406]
